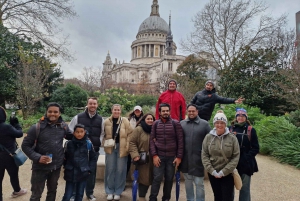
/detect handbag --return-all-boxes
[138,151,149,165]
[0,143,28,166]
[217,139,242,190]
[104,117,122,148]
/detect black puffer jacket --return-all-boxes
[149,118,184,158]
[191,88,235,121]
[22,116,73,170]
[63,135,97,182]
[0,107,23,153]
[229,123,259,176]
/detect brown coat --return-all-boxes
[129,125,153,186]
[104,116,133,157]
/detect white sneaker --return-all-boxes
[107,194,113,200]
[114,195,120,200]
[10,188,27,198]
[88,194,96,201]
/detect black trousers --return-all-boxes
[208,173,234,201]
[149,156,175,201]
[0,152,21,201]
[139,183,149,198]
[30,168,61,201]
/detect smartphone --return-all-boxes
[11,111,16,118]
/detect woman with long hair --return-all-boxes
[129,113,155,201]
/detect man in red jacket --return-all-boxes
[155,79,186,121]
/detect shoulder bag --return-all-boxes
[104,117,122,148]
[217,139,242,190]
[0,143,28,166]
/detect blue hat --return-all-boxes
[236,108,248,119]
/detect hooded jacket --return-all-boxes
[191,88,235,121]
[201,127,240,176]
[155,90,186,121]
[63,135,97,182]
[0,107,23,153]
[22,116,72,170]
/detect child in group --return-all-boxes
[61,124,97,201]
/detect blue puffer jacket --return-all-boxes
[63,135,97,182]
[0,107,23,153]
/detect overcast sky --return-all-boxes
[59,0,300,78]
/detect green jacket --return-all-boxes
[201,128,240,176]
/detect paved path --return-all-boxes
[3,144,300,200]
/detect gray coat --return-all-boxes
[179,116,211,177]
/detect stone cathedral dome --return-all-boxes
[138,16,169,35]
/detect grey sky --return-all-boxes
[59,0,300,78]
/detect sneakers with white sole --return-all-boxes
[87,194,96,201]
[114,195,120,200]
[10,188,27,198]
[107,194,113,200]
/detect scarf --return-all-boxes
[141,120,152,134]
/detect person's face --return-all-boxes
[236,115,247,124]
[168,81,176,91]
[74,127,85,140]
[87,99,98,114]
[187,106,198,119]
[134,109,141,117]
[205,83,214,91]
[46,106,61,123]
[214,121,226,135]
[145,115,154,126]
[112,106,121,118]
[159,106,170,119]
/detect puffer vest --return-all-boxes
[77,111,102,152]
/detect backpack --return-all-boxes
[230,125,252,141]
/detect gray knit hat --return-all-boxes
[205,80,215,88]
[213,110,227,124]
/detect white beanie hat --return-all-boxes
[213,110,227,124]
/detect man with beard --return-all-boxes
[68,97,104,201]
[149,103,184,201]
[191,80,244,121]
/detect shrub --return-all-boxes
[285,110,300,127]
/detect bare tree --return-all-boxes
[0,0,76,59]
[15,47,50,119]
[79,66,102,94]
[181,0,287,73]
[158,72,173,92]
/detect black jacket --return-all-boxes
[191,88,235,121]
[0,107,23,153]
[63,135,97,182]
[229,123,259,176]
[22,116,73,170]
[77,111,103,152]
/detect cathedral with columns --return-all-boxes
[100,0,186,94]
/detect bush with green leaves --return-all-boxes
[50,84,88,108]
[134,94,158,108]
[284,110,300,127]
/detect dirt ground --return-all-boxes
[3,140,300,201]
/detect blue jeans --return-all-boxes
[85,152,99,196]
[183,173,205,201]
[105,143,128,195]
[62,181,86,201]
[239,174,251,201]
[149,156,175,201]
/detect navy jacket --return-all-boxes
[63,135,97,182]
[229,123,259,176]
[0,107,23,153]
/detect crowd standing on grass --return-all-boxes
[4,79,258,201]
[68,97,105,201]
[0,106,27,201]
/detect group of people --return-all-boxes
[0,79,259,201]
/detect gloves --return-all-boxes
[10,116,19,126]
